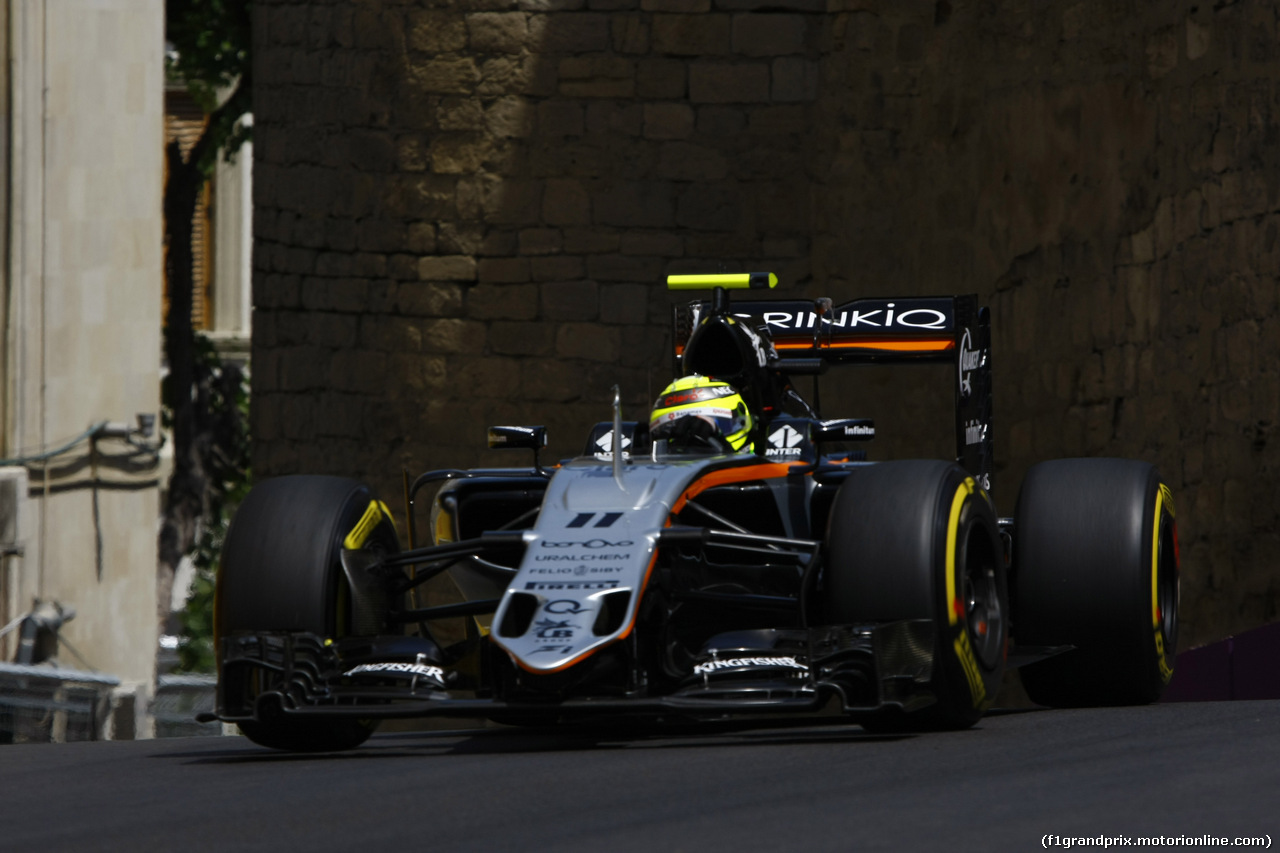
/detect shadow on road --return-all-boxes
[155,712,1032,765]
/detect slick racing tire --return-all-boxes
[1013,459,1178,707]
[825,460,1007,731]
[216,476,400,751]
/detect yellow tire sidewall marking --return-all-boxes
[944,477,976,627]
[1152,485,1175,684]
[944,476,987,708]
[344,499,384,551]
[377,500,397,532]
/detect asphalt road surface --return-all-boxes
[3,701,1277,852]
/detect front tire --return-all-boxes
[1013,459,1178,707]
[825,460,1008,730]
[216,475,399,751]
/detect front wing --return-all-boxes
[210,619,939,724]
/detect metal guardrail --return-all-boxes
[1,665,230,742]
[153,673,225,738]
[0,662,119,743]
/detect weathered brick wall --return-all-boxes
[251,0,821,484]
[807,1,1280,646]
[252,0,1280,647]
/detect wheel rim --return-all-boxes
[963,538,1004,669]
[1157,516,1179,662]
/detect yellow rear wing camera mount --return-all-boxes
[666,272,778,316]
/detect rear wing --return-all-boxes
[671,293,994,491]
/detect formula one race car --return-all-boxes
[207,274,1180,751]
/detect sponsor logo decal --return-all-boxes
[533,645,574,655]
[766,424,805,457]
[344,662,445,682]
[693,656,808,675]
[541,539,633,549]
[759,303,949,332]
[964,420,986,446]
[527,566,624,575]
[535,553,630,562]
[544,599,589,614]
[953,630,987,708]
[958,328,982,397]
[657,406,732,423]
[525,580,620,591]
[343,500,386,551]
[533,618,578,640]
[945,476,988,709]
[1154,628,1171,683]
[1153,485,1176,684]
[593,430,632,460]
[658,386,735,407]
[818,419,875,440]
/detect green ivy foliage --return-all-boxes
[173,334,251,673]
[163,0,253,673]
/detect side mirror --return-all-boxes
[487,425,548,474]
[487,425,547,450]
[813,418,875,443]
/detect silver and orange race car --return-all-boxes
[207,274,1179,751]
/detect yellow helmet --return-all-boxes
[649,375,753,452]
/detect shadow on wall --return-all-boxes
[377,1,826,468]
[252,1,1280,650]
[808,1,1280,651]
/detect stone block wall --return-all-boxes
[252,0,1280,647]
[252,0,823,488]
[807,0,1280,646]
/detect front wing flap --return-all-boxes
[210,619,937,724]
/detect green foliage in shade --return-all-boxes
[166,0,250,106]
[173,335,252,674]
[163,0,254,672]
[165,0,253,173]
[175,537,219,673]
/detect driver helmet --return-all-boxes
[649,375,753,452]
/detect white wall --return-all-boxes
[3,0,165,734]
[212,134,253,349]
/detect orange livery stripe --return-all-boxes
[774,337,956,353]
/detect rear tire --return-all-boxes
[1013,459,1178,707]
[216,475,399,751]
[825,461,1007,731]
